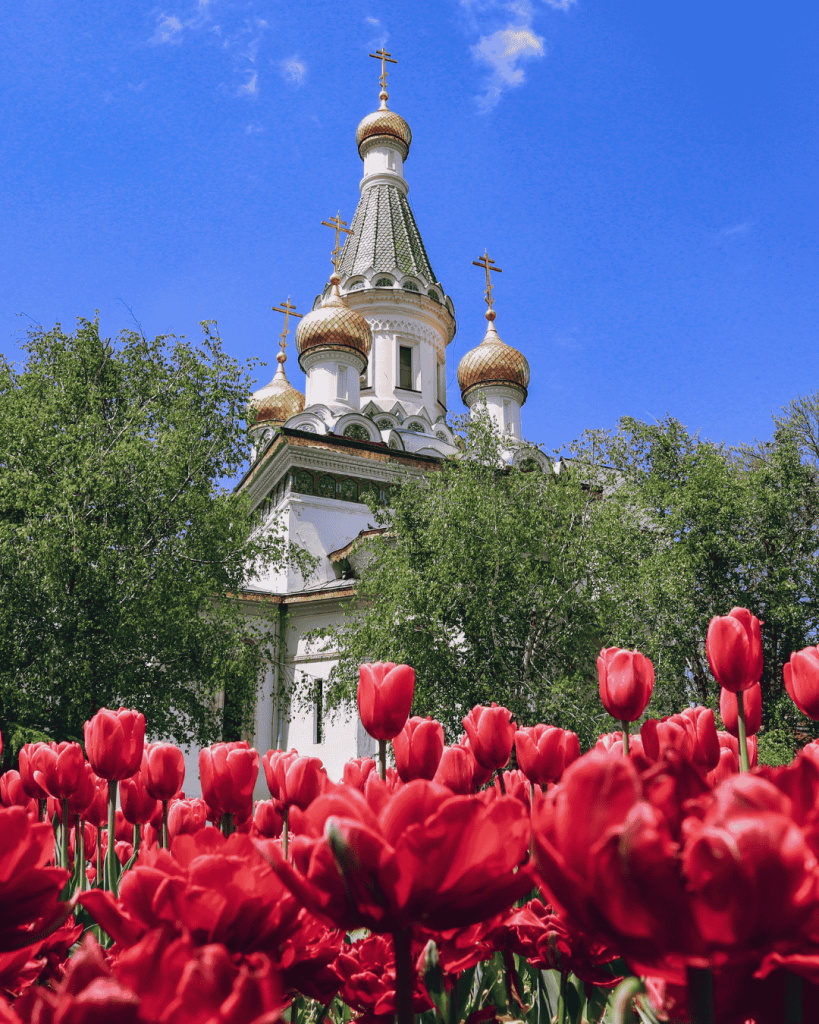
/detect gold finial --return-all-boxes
[321,211,353,272]
[369,47,397,102]
[472,249,502,317]
[271,297,303,366]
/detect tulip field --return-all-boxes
[5,608,819,1023]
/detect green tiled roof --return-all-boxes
[337,184,438,284]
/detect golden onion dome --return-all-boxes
[249,352,305,426]
[296,272,372,367]
[457,311,530,402]
[356,93,412,160]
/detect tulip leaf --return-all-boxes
[421,940,449,1019]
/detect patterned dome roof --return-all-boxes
[356,101,412,160]
[457,312,530,402]
[249,353,305,426]
[296,273,372,365]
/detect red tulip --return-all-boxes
[393,716,445,782]
[784,646,819,719]
[142,742,185,801]
[120,772,161,826]
[66,762,98,817]
[263,748,297,804]
[31,741,87,800]
[720,683,762,736]
[84,707,146,781]
[357,662,415,741]
[679,706,721,772]
[597,647,654,722]
[343,757,377,792]
[462,703,516,771]
[199,741,259,819]
[167,797,208,838]
[253,799,285,839]
[515,725,580,785]
[84,774,110,828]
[432,745,474,794]
[706,607,763,693]
[18,742,48,801]
[458,735,494,788]
[0,771,37,818]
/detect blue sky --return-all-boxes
[1,0,816,453]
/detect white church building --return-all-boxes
[219,54,534,791]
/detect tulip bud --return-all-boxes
[719,684,762,737]
[679,707,721,772]
[357,662,415,741]
[432,745,474,794]
[84,707,146,781]
[706,608,763,693]
[119,772,161,825]
[457,735,494,788]
[142,742,185,801]
[515,724,580,786]
[32,741,87,800]
[597,648,654,722]
[0,771,37,818]
[783,646,819,719]
[393,717,445,783]
[84,776,110,828]
[462,703,516,771]
[494,769,531,804]
[253,799,284,839]
[168,797,208,838]
[342,757,377,792]
[277,755,327,810]
[199,741,259,819]
[67,762,98,817]
[18,743,48,800]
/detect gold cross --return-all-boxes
[321,211,353,270]
[369,47,397,92]
[271,297,303,352]
[472,249,502,310]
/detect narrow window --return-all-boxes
[399,346,413,390]
[313,677,324,744]
[503,399,512,432]
[337,364,348,401]
[437,363,446,405]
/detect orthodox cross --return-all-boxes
[369,47,397,92]
[321,212,353,270]
[472,250,502,311]
[271,297,302,355]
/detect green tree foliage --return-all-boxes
[318,413,616,747]
[0,316,306,755]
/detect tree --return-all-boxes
[0,316,307,757]
[583,413,819,742]
[315,413,619,747]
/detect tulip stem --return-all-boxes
[621,721,630,756]
[379,740,387,782]
[735,692,750,772]
[96,829,103,887]
[282,807,289,859]
[393,928,413,1024]
[220,812,235,837]
[133,823,141,858]
[162,800,169,850]
[784,971,803,1024]
[686,966,714,1024]
[38,798,46,823]
[556,970,568,1024]
[610,977,645,1024]
[78,818,86,892]
[60,799,70,896]
[107,780,118,896]
[497,771,506,796]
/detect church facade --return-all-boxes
[234,55,533,787]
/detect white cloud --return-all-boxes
[474,23,544,108]
[717,222,753,239]
[281,57,306,84]
[543,0,577,9]
[151,14,184,44]
[239,72,258,95]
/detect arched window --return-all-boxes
[407,422,425,433]
[294,470,314,494]
[376,419,393,430]
[375,278,393,288]
[317,474,336,499]
[343,423,370,441]
[348,280,365,291]
[402,281,419,292]
[338,478,358,503]
[518,458,541,474]
[428,289,440,303]
[436,431,448,442]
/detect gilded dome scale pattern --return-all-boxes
[296,273,372,366]
[457,311,530,401]
[249,350,305,426]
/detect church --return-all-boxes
[234,51,534,787]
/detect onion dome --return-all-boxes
[356,92,412,160]
[249,349,305,426]
[457,310,530,403]
[296,272,372,367]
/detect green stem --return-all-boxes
[393,928,413,1024]
[611,977,645,1024]
[621,720,630,756]
[220,811,234,837]
[38,798,46,823]
[686,966,714,1024]
[784,971,803,1024]
[60,799,69,897]
[282,807,289,859]
[162,799,169,850]
[736,692,750,772]
[79,818,86,891]
[96,829,103,887]
[379,739,387,782]
[497,771,506,795]
[133,823,141,858]
[107,780,118,895]
[556,970,568,1024]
